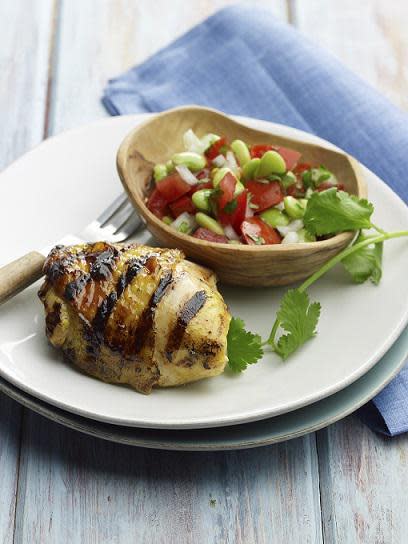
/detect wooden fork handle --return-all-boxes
[0,251,45,305]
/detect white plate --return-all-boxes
[0,115,407,429]
[1,327,406,450]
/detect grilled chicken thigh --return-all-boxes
[38,242,230,393]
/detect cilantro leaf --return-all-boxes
[317,172,331,184]
[304,189,374,235]
[302,166,333,190]
[302,169,313,189]
[270,289,321,360]
[227,317,263,372]
[223,198,238,214]
[342,233,383,284]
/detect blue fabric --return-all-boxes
[103,4,408,435]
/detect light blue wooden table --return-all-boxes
[1,1,408,542]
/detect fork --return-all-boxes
[0,193,142,305]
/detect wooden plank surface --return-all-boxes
[15,416,322,544]
[0,399,21,544]
[51,0,288,132]
[318,418,408,543]
[0,0,56,169]
[293,0,408,111]
[293,1,408,542]
[0,1,56,543]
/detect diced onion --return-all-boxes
[183,129,203,153]
[274,201,285,211]
[245,199,254,218]
[277,219,304,236]
[226,151,239,171]
[183,129,221,154]
[175,165,200,186]
[212,154,227,167]
[201,133,220,151]
[224,224,240,241]
[282,232,300,244]
[170,212,197,232]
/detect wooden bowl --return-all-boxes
[116,106,367,287]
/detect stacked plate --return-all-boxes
[0,115,407,450]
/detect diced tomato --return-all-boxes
[241,217,282,245]
[193,227,229,244]
[245,180,283,211]
[147,188,169,219]
[188,181,213,195]
[286,183,305,197]
[293,162,312,176]
[156,172,191,202]
[214,172,247,232]
[316,182,345,192]
[275,146,302,171]
[218,191,247,232]
[196,168,210,180]
[250,144,301,170]
[205,137,227,161]
[218,172,236,211]
[250,144,274,159]
[169,195,196,218]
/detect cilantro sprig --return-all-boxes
[226,190,407,372]
[303,188,373,235]
[267,290,321,360]
[342,233,383,285]
[227,317,263,372]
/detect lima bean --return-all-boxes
[242,158,261,181]
[192,189,212,212]
[260,208,290,228]
[154,164,168,182]
[257,150,286,177]
[172,152,206,171]
[195,212,225,235]
[284,196,308,219]
[231,140,251,166]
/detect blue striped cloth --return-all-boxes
[103,4,408,435]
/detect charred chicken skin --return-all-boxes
[38,242,230,394]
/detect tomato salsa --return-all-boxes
[146,129,345,245]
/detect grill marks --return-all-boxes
[46,243,119,303]
[64,272,91,301]
[166,290,208,356]
[133,272,173,353]
[45,303,62,336]
[94,256,155,333]
[43,243,161,359]
[92,292,118,338]
[91,254,157,347]
[87,247,119,281]
[43,242,196,362]
[123,255,157,293]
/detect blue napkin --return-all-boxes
[103,4,408,435]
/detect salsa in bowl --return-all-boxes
[146,128,346,246]
[116,106,366,286]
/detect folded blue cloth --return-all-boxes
[103,4,408,435]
